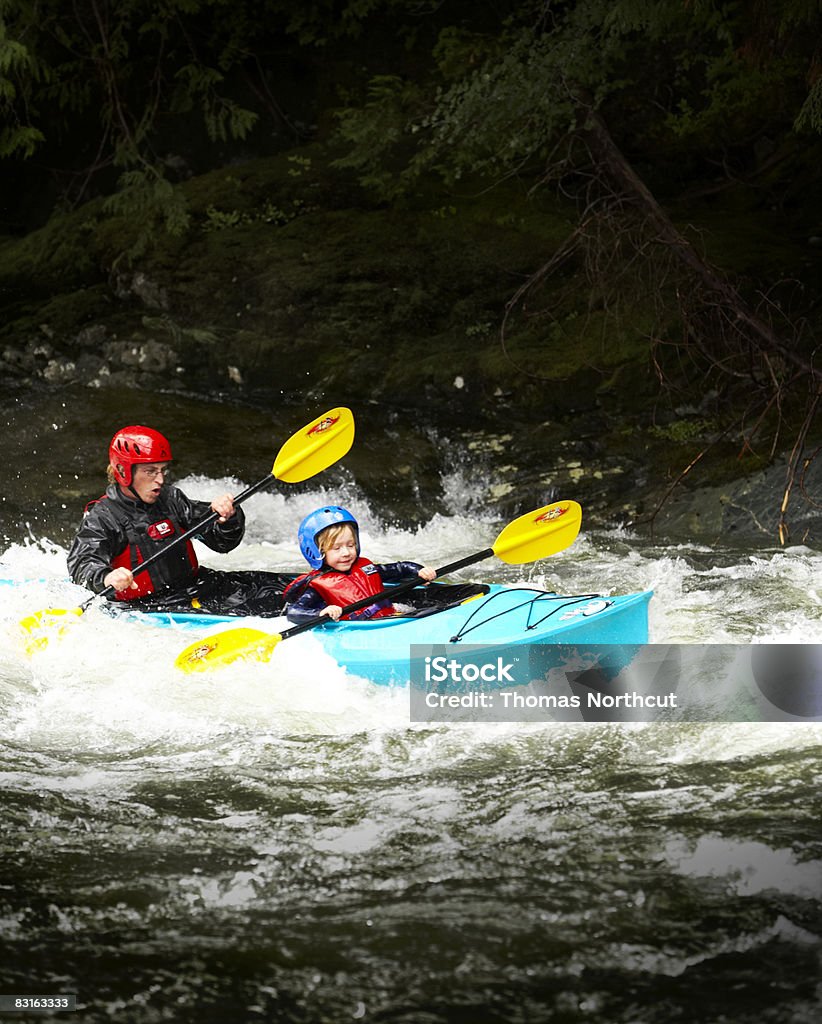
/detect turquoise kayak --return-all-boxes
[135,582,653,686]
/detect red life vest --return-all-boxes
[86,495,199,601]
[285,557,393,619]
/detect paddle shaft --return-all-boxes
[277,546,495,643]
[82,473,277,611]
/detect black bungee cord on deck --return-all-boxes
[449,589,612,643]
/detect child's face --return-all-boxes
[323,526,358,572]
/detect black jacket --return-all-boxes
[67,483,245,596]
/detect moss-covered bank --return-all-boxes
[1,144,820,545]
[0,145,653,403]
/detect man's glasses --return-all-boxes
[136,465,171,480]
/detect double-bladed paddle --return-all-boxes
[174,498,582,674]
[19,407,355,651]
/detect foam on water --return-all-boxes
[2,470,822,764]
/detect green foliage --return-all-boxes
[203,206,248,231]
[650,419,715,443]
[795,76,822,133]
[333,75,426,194]
[333,2,646,191]
[431,26,501,82]
[667,56,805,146]
[287,154,312,176]
[1,0,443,234]
[0,0,312,234]
[0,122,43,158]
[332,0,822,194]
[202,194,311,231]
[173,64,258,142]
[3,0,822,254]
[102,169,191,257]
[0,9,45,157]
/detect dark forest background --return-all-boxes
[2,0,822,540]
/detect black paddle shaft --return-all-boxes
[82,473,277,611]
[278,546,496,642]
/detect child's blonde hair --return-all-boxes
[317,522,357,556]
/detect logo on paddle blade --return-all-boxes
[535,505,568,524]
[185,642,217,663]
[307,414,340,436]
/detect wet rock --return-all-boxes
[113,271,169,310]
[42,358,78,383]
[74,353,106,379]
[2,346,35,374]
[31,343,55,366]
[74,324,109,351]
[647,456,822,546]
[102,338,177,374]
[1,342,62,379]
[92,367,142,389]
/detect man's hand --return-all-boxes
[104,567,137,592]
[210,493,236,522]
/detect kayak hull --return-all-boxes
[138,585,654,686]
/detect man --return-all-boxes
[67,425,294,616]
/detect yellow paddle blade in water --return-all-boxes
[492,500,582,564]
[18,606,83,654]
[175,628,283,674]
[273,407,355,483]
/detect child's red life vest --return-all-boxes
[285,557,393,619]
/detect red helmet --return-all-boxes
[109,426,173,486]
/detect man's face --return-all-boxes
[128,463,170,503]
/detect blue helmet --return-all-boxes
[297,506,359,568]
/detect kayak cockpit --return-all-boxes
[389,581,490,618]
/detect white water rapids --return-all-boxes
[1,468,821,1023]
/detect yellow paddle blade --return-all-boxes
[273,407,355,483]
[175,628,283,674]
[18,606,83,654]
[492,500,582,564]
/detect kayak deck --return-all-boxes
[126,583,653,685]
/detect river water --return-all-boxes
[1,388,821,1022]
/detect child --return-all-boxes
[285,506,436,624]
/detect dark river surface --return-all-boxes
[1,387,820,1023]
